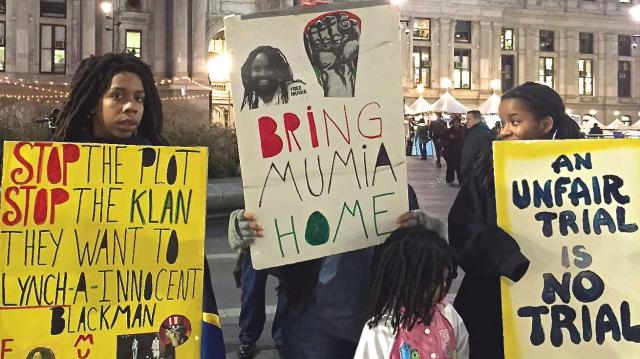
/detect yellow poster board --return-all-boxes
[0,141,207,359]
[495,139,640,358]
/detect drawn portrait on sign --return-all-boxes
[240,46,307,110]
[25,348,56,359]
[303,11,361,97]
[159,315,192,348]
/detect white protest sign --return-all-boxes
[225,3,408,269]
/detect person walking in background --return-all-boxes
[429,112,447,168]
[442,114,465,185]
[460,110,493,185]
[415,118,430,160]
[491,120,501,139]
[448,82,582,359]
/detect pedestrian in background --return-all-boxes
[429,112,447,168]
[442,114,465,185]
[460,110,493,185]
[448,82,582,359]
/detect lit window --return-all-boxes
[125,30,142,57]
[0,22,5,72]
[40,24,66,74]
[453,49,471,89]
[455,21,471,43]
[538,57,554,88]
[413,18,430,40]
[413,46,431,88]
[501,28,514,50]
[578,59,593,96]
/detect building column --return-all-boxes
[11,0,30,74]
[525,27,538,83]
[171,0,189,77]
[80,0,95,58]
[152,0,166,77]
[564,31,578,98]
[192,0,208,81]
[438,17,451,89]
[603,33,617,102]
[557,29,567,96]
[491,23,503,90]
[478,20,492,92]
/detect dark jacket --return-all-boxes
[448,165,529,359]
[429,118,447,140]
[460,122,493,184]
[442,126,465,162]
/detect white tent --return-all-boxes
[629,120,640,130]
[407,96,432,114]
[431,91,469,113]
[477,93,501,114]
[605,119,630,130]
[580,115,606,130]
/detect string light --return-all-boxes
[160,93,211,101]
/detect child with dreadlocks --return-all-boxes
[52,52,224,357]
[355,224,470,359]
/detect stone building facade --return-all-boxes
[399,0,640,124]
[0,0,211,128]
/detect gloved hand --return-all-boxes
[228,209,263,250]
[396,209,448,240]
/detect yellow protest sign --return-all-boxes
[495,139,640,358]
[0,141,207,359]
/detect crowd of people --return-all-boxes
[36,51,581,359]
[407,109,494,186]
[230,82,581,359]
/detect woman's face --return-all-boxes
[93,71,145,140]
[498,98,552,141]
[250,53,277,96]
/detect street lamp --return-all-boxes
[416,84,425,96]
[101,1,121,52]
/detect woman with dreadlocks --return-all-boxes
[52,53,165,145]
[448,82,582,358]
[354,225,469,359]
[52,52,222,357]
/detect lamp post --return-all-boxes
[101,1,122,52]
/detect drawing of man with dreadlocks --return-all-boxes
[303,11,361,97]
[240,46,307,110]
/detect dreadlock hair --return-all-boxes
[366,225,458,333]
[240,46,293,110]
[52,52,167,145]
[474,82,582,188]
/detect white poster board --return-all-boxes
[496,139,640,358]
[225,2,408,269]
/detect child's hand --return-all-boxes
[396,209,447,239]
[234,210,264,247]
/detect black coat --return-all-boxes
[460,122,493,184]
[448,165,530,359]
